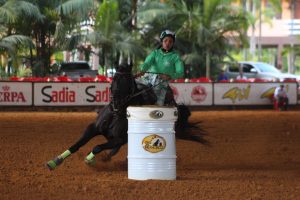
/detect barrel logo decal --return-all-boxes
[142,134,166,153]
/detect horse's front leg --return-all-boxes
[46,122,99,170]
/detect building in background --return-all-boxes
[247,0,300,73]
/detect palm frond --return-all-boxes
[0,35,33,58]
[137,1,172,24]
[0,40,15,54]
[63,34,83,51]
[95,0,119,37]
[0,34,32,46]
[183,52,204,65]
[57,0,94,17]
[114,38,145,59]
[0,0,44,23]
[15,1,44,22]
[0,1,17,23]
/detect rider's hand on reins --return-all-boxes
[159,74,171,81]
[134,71,145,78]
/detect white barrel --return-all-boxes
[127,106,178,180]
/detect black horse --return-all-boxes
[46,63,207,170]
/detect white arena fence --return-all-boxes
[0,81,298,106]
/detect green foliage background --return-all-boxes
[1,0,298,78]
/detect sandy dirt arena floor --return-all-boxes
[0,110,300,200]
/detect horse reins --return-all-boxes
[111,71,169,112]
[121,71,169,104]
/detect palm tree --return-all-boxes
[0,31,33,75]
[1,0,96,76]
[53,0,96,48]
[197,0,250,78]
[0,0,42,76]
[30,0,95,76]
[241,0,281,61]
[83,0,145,75]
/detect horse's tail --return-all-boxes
[175,104,210,145]
[175,121,210,145]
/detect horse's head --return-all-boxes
[110,63,159,109]
[110,63,135,111]
[115,63,132,74]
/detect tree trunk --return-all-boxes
[206,51,210,78]
[258,0,262,61]
[250,0,256,58]
[40,29,47,76]
[131,0,137,29]
[30,44,33,69]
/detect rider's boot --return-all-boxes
[46,150,71,170]
[85,152,96,165]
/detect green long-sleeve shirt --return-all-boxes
[140,49,184,80]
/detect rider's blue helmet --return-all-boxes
[160,30,176,42]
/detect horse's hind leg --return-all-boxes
[85,139,125,165]
[46,122,99,170]
[68,123,99,153]
[101,146,122,162]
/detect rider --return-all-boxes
[138,30,184,106]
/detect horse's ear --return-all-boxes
[127,63,133,72]
[116,62,132,73]
[129,60,133,68]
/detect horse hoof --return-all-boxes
[84,157,96,166]
[46,160,56,170]
[47,156,64,170]
[46,156,63,170]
